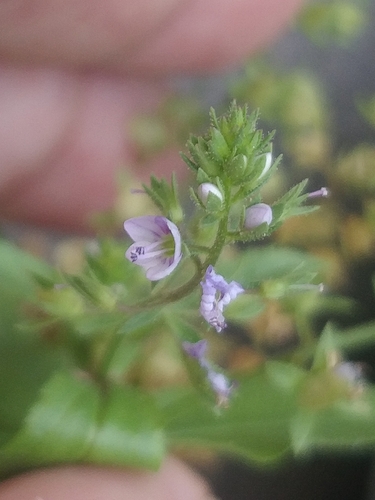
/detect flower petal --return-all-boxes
[145,252,182,281]
[124,215,182,281]
[200,266,244,333]
[124,216,165,243]
[165,218,182,264]
[182,340,208,360]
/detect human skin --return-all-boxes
[0,0,302,497]
[0,459,217,500]
[0,0,302,232]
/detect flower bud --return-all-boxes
[307,187,330,199]
[244,203,272,229]
[197,183,223,207]
[259,152,273,178]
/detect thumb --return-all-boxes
[0,458,217,500]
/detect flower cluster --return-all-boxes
[120,104,330,409]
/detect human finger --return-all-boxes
[0,0,302,74]
[0,66,173,232]
[0,458,217,500]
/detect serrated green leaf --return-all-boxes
[196,168,211,184]
[210,128,230,160]
[180,152,198,172]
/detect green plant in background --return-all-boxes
[3,102,375,481]
[297,0,367,46]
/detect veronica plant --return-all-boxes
[3,102,363,480]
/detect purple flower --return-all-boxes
[183,339,235,406]
[124,216,182,281]
[200,266,244,333]
[334,362,364,384]
[197,183,223,205]
[207,370,235,407]
[182,340,209,367]
[307,187,329,199]
[244,203,272,230]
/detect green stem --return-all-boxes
[202,214,229,268]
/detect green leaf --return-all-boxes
[0,241,70,443]
[62,272,116,310]
[225,293,265,322]
[105,337,143,380]
[333,321,375,353]
[292,388,375,454]
[165,314,201,343]
[101,310,161,378]
[218,246,322,289]
[0,371,99,475]
[265,361,306,392]
[311,323,338,372]
[158,366,297,463]
[117,310,161,338]
[86,239,139,286]
[86,383,165,469]
[73,312,124,336]
[0,372,165,476]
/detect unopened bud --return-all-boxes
[308,187,330,199]
[259,152,273,178]
[197,183,223,206]
[244,203,272,229]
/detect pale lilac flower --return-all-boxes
[124,216,182,281]
[200,266,244,333]
[244,203,273,230]
[183,339,235,406]
[307,187,330,199]
[197,183,223,205]
[207,370,235,406]
[334,362,364,384]
[182,340,209,367]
